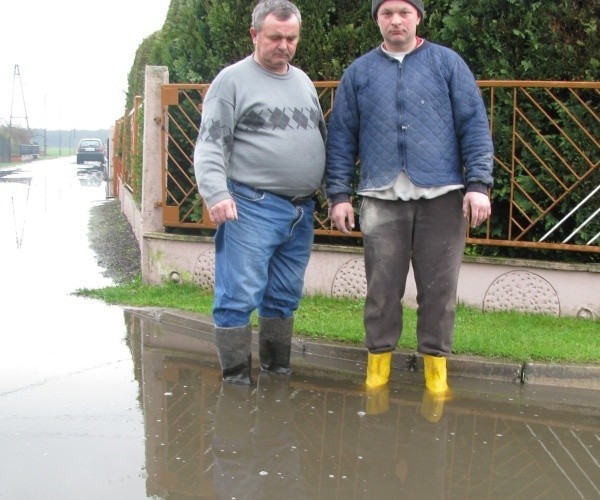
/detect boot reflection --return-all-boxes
[213,373,306,499]
[356,396,403,496]
[419,387,451,423]
[356,389,448,497]
[252,372,306,498]
[365,385,390,415]
[407,397,448,496]
[212,383,255,499]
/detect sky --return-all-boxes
[0,0,171,132]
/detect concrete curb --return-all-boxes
[523,362,600,390]
[128,307,600,391]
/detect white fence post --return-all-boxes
[141,65,169,282]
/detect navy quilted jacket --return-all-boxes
[325,40,494,202]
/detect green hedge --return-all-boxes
[127,0,598,101]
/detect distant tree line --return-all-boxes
[0,125,109,153]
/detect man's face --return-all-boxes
[250,13,300,74]
[376,0,421,52]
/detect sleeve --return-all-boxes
[449,57,494,189]
[193,75,236,208]
[325,70,361,204]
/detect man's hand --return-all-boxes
[463,191,491,227]
[330,202,355,235]
[208,199,238,225]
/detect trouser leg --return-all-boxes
[256,201,313,374]
[361,197,412,353]
[213,181,313,328]
[259,199,314,318]
[411,190,466,356]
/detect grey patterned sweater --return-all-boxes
[194,56,326,208]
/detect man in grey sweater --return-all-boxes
[194,0,326,384]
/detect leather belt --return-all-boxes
[277,193,316,205]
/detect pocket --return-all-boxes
[228,180,265,202]
[358,196,368,222]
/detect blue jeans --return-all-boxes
[213,180,315,328]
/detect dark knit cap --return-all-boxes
[372,0,425,19]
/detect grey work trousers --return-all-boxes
[360,191,467,356]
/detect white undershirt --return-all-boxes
[359,42,463,201]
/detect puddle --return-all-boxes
[131,311,600,499]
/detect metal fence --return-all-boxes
[115,80,600,254]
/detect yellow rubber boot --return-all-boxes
[423,354,449,393]
[365,352,392,389]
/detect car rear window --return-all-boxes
[80,140,101,148]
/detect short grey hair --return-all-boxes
[252,0,302,31]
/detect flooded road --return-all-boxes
[0,158,599,499]
[0,158,145,498]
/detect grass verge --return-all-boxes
[75,278,600,365]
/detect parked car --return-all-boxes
[76,138,106,166]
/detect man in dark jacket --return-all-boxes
[325,0,493,397]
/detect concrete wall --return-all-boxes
[117,65,600,320]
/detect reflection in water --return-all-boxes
[77,168,104,186]
[126,311,600,499]
[214,374,307,499]
[0,175,32,249]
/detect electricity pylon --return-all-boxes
[10,64,30,132]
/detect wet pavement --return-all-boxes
[0,157,599,499]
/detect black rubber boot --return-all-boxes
[214,325,253,385]
[258,316,293,375]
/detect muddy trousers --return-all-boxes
[360,191,467,356]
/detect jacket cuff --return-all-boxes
[466,183,490,195]
[329,193,352,207]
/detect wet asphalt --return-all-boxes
[0,157,598,499]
